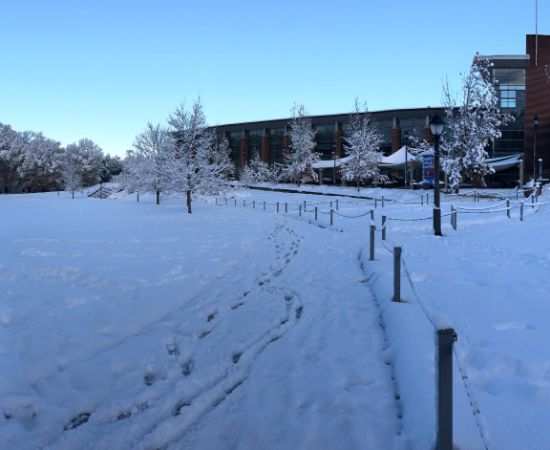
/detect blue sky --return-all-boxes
[0,0,547,156]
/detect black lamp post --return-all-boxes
[533,115,539,183]
[430,114,444,236]
[404,130,409,188]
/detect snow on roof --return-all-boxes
[312,156,351,169]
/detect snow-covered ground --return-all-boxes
[1,185,549,449]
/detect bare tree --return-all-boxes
[168,99,231,213]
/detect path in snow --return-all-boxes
[0,192,400,450]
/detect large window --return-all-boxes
[492,68,526,110]
[314,123,334,159]
[269,128,284,164]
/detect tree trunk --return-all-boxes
[186,190,192,214]
[156,190,160,205]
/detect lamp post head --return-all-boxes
[534,115,539,129]
[430,114,444,136]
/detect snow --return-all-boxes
[1,185,549,449]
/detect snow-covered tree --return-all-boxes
[240,148,272,184]
[282,104,319,186]
[65,138,105,187]
[341,99,386,190]
[123,150,145,194]
[201,135,234,195]
[168,99,232,213]
[101,154,124,182]
[132,123,175,205]
[62,146,82,198]
[441,54,513,188]
[19,133,64,192]
[0,123,25,193]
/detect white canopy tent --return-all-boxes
[311,149,522,172]
[379,146,420,168]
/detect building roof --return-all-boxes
[215,106,443,132]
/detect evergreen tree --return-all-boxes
[341,100,386,191]
[442,54,513,189]
[282,104,319,186]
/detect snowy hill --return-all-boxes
[0,187,549,449]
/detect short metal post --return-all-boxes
[263,201,266,211]
[304,200,306,211]
[382,216,387,241]
[532,194,535,209]
[285,202,288,213]
[506,200,510,218]
[253,200,255,209]
[234,199,237,207]
[421,195,424,206]
[336,198,339,210]
[392,247,401,302]
[515,187,519,200]
[451,206,457,231]
[137,192,140,202]
[437,328,456,450]
[315,206,318,221]
[520,202,524,221]
[375,198,378,208]
[369,225,375,261]
[370,209,374,221]
[381,195,385,208]
[330,209,334,226]
[277,202,279,213]
[330,200,333,209]
[427,193,430,204]
[299,205,302,217]
[243,199,246,207]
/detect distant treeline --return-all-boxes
[0,123,123,193]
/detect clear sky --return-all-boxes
[0,0,547,157]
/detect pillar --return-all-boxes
[391,117,401,153]
[283,129,291,161]
[240,130,249,169]
[424,115,432,144]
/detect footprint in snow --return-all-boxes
[295,305,303,320]
[144,370,156,386]
[173,400,191,416]
[165,342,180,356]
[181,359,193,377]
[232,352,242,364]
[117,410,132,421]
[65,412,91,431]
[198,329,211,339]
